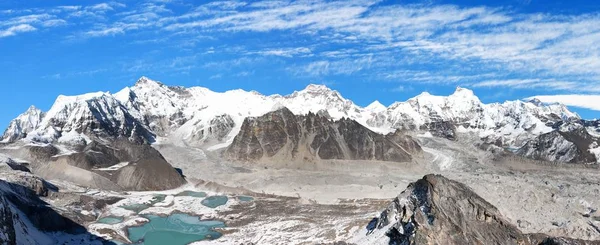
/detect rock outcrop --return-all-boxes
[23,140,187,191]
[518,123,598,163]
[225,108,422,163]
[353,174,599,245]
[0,179,112,245]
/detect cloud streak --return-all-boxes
[527,95,600,112]
[0,24,36,38]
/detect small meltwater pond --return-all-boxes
[120,194,167,213]
[127,213,225,245]
[201,196,228,208]
[175,190,207,198]
[237,196,254,202]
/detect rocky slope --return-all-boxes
[0,139,186,191]
[517,124,598,163]
[224,108,422,163]
[0,163,111,245]
[351,174,600,245]
[2,76,598,164]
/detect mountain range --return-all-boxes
[2,76,599,164]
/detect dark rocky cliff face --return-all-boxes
[419,121,456,140]
[225,108,422,163]
[0,179,112,245]
[517,127,598,164]
[363,174,599,245]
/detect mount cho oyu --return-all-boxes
[2,76,599,164]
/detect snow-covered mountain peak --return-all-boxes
[303,84,332,93]
[293,84,346,100]
[54,91,111,104]
[408,92,445,108]
[25,105,41,113]
[452,86,473,95]
[1,105,45,142]
[365,100,386,112]
[135,76,163,86]
[450,86,479,101]
[527,98,543,106]
[114,87,133,102]
[414,91,432,98]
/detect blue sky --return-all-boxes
[2,0,600,130]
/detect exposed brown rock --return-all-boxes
[225,108,422,163]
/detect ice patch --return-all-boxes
[94,162,130,171]
[417,132,433,138]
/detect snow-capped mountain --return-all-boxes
[1,105,44,143]
[367,87,579,147]
[3,76,598,163]
[5,91,154,145]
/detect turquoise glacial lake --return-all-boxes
[237,196,254,202]
[201,196,228,208]
[127,213,225,245]
[175,191,207,198]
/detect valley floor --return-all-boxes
[7,134,599,244]
[150,134,600,242]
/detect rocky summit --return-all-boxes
[225,107,422,163]
[353,174,600,245]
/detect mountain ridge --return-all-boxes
[3,76,598,164]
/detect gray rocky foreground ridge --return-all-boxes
[352,174,600,245]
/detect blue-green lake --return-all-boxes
[176,191,207,198]
[201,196,228,208]
[237,196,254,202]
[127,214,225,245]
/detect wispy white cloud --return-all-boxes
[90,3,115,11]
[41,68,107,79]
[250,47,311,57]
[84,22,140,37]
[391,85,413,92]
[41,19,67,27]
[0,24,36,38]
[526,94,600,112]
[56,6,82,12]
[209,74,222,79]
[89,2,126,12]
[153,0,600,90]
[0,14,54,26]
[3,0,600,93]
[472,79,581,91]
